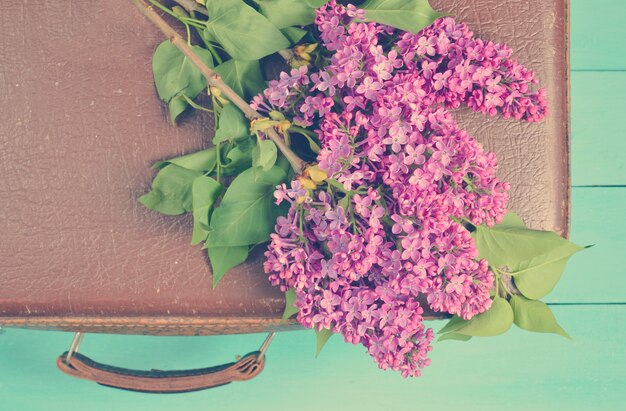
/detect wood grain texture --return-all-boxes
[0,306,624,409]
[571,72,626,185]
[570,0,626,70]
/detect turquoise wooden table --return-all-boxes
[1,1,625,409]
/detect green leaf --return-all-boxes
[275,155,293,176]
[234,133,254,153]
[509,295,571,339]
[253,161,286,184]
[221,144,255,175]
[204,0,290,61]
[138,164,202,215]
[361,0,445,33]
[256,0,316,29]
[207,166,288,247]
[304,0,329,7]
[190,176,223,245]
[499,212,526,228]
[152,41,213,103]
[214,59,266,101]
[454,297,513,337]
[213,104,249,145]
[437,333,472,342]
[281,27,308,44]
[437,315,468,334]
[153,147,218,172]
[472,212,579,270]
[315,328,333,357]
[338,195,350,212]
[282,289,299,320]
[292,128,321,153]
[512,241,584,300]
[253,139,278,171]
[168,94,189,124]
[207,245,249,288]
[472,213,584,300]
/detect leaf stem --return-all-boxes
[182,94,213,112]
[132,0,306,174]
[290,125,316,138]
[326,178,348,193]
[298,207,306,243]
[490,266,520,298]
[147,0,178,18]
[349,203,357,234]
[131,0,305,175]
[216,144,223,184]
[494,273,500,298]
[172,0,207,16]
[183,17,208,25]
[195,21,213,48]
[204,41,223,65]
[499,276,513,296]
[147,0,204,29]
[184,21,191,46]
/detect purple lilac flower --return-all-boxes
[258,1,547,378]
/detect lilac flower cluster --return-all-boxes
[255,1,547,377]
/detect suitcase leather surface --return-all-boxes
[0,0,569,335]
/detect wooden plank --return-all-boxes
[571,0,626,70]
[546,187,626,303]
[571,71,626,185]
[0,305,624,409]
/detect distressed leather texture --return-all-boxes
[0,1,569,334]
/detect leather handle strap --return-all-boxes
[56,351,265,393]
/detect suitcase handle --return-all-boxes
[56,332,274,393]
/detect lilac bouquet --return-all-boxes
[137,0,580,380]
[257,2,548,377]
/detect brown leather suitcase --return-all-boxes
[0,0,569,392]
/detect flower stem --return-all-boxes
[183,94,213,113]
[131,0,306,174]
[204,41,223,65]
[172,0,207,16]
[290,125,316,138]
